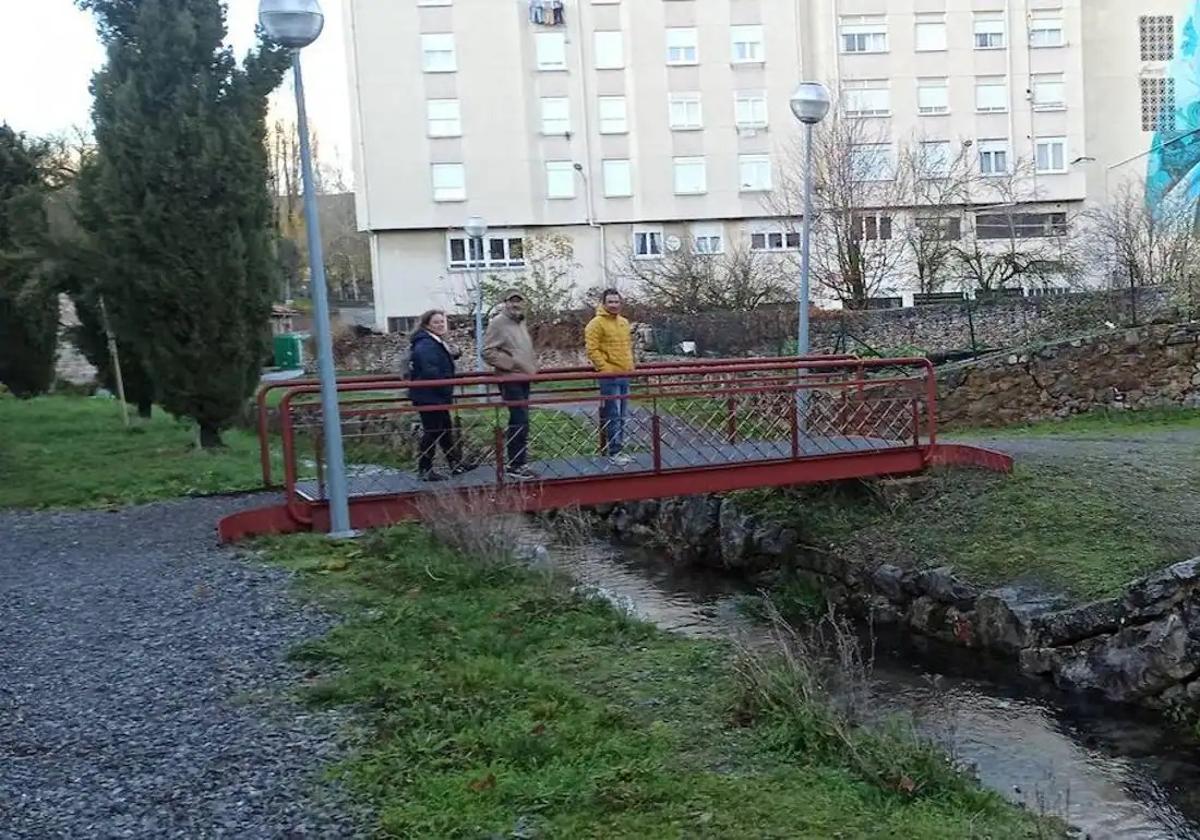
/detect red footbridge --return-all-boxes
[219,355,1012,542]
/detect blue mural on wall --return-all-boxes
[1146,1,1200,210]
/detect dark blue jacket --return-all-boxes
[407,329,458,406]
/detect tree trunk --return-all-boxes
[136,399,152,419]
[198,422,224,449]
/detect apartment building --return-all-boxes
[343,0,1187,329]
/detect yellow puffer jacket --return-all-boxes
[584,307,635,373]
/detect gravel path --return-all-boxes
[0,495,365,839]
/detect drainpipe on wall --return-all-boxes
[570,0,609,287]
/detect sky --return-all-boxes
[0,0,353,179]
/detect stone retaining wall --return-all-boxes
[591,493,1200,711]
[937,321,1200,428]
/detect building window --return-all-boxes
[974,15,1005,49]
[535,32,567,70]
[692,223,724,254]
[917,78,949,115]
[749,228,800,251]
[387,316,418,334]
[738,154,772,191]
[977,212,1067,239]
[915,14,946,51]
[1035,137,1067,173]
[851,213,892,241]
[594,31,624,69]
[1032,74,1065,110]
[421,33,456,72]
[540,97,570,134]
[843,79,890,117]
[545,161,576,198]
[633,227,663,258]
[447,232,525,270]
[602,159,632,197]
[1029,15,1064,48]
[978,140,1009,176]
[735,91,768,128]
[668,92,703,130]
[431,163,466,201]
[666,27,698,65]
[673,156,707,194]
[1141,77,1177,132]
[426,99,461,136]
[1140,15,1175,61]
[916,216,962,241]
[598,96,628,134]
[731,25,765,63]
[918,140,952,178]
[850,143,894,181]
[976,77,1008,113]
[840,16,887,53]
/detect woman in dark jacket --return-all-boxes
[408,309,465,481]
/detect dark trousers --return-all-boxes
[417,409,460,474]
[500,382,530,468]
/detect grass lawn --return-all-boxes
[0,395,271,510]
[737,462,1190,603]
[259,527,1055,838]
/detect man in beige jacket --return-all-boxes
[482,289,538,478]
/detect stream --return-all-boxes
[532,529,1200,840]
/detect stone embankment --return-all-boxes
[590,494,1200,711]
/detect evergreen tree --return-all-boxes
[77,0,288,446]
[0,125,58,398]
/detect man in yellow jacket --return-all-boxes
[585,288,635,465]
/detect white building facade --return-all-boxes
[342,0,1187,330]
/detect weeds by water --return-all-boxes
[260,526,1059,838]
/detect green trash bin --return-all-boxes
[273,333,306,369]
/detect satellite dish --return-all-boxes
[664,234,682,252]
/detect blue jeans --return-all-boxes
[599,378,630,455]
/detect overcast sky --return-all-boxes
[0,0,353,178]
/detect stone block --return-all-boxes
[1034,598,1124,647]
[913,566,979,609]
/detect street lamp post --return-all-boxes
[259,0,353,537]
[789,82,831,359]
[464,216,488,374]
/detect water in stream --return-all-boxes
[535,531,1200,840]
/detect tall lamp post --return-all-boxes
[259,0,352,537]
[463,216,488,374]
[789,82,831,358]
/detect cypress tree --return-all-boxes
[78,0,288,446]
[0,125,58,398]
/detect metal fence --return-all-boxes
[259,356,938,526]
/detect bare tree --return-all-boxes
[619,240,792,313]
[1084,179,1200,321]
[893,138,977,295]
[463,232,580,320]
[771,107,910,308]
[948,157,1075,293]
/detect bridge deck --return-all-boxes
[296,435,901,501]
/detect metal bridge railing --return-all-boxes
[262,356,937,524]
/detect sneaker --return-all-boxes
[505,465,537,481]
[609,454,635,466]
[419,470,449,482]
[450,462,479,476]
